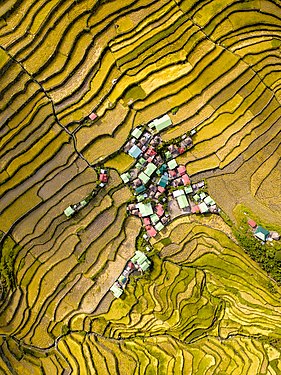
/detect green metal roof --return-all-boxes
[204,196,215,206]
[153,114,172,132]
[137,202,153,217]
[167,159,178,170]
[177,195,189,209]
[150,213,159,224]
[165,151,172,160]
[131,127,143,139]
[139,157,146,165]
[139,172,150,185]
[199,202,209,213]
[184,186,193,194]
[120,172,130,183]
[193,194,200,202]
[140,262,150,271]
[135,185,146,194]
[110,284,123,298]
[144,163,157,177]
[64,206,75,217]
[155,222,164,232]
[137,194,145,202]
[255,226,269,241]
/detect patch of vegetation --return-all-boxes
[0,236,21,297]
[171,106,179,115]
[235,225,281,285]
[161,237,172,246]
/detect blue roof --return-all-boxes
[128,145,142,158]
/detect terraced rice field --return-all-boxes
[1,0,281,373]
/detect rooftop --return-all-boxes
[137,202,153,217]
[177,194,189,209]
[128,145,142,158]
[167,159,178,170]
[131,127,143,139]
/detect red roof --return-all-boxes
[248,219,257,228]
[158,186,165,193]
[147,157,154,163]
[169,170,177,177]
[182,174,190,185]
[178,147,185,154]
[156,204,164,217]
[89,112,97,120]
[143,217,150,225]
[177,166,186,176]
[147,226,157,237]
[146,147,157,156]
[191,205,200,213]
[127,261,135,270]
[99,173,108,182]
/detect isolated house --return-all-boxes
[255,226,269,242]
[64,206,75,217]
[89,112,97,121]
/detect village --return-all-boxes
[120,113,219,239]
[64,113,280,299]
[109,114,220,298]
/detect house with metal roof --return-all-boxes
[131,127,143,139]
[137,202,153,217]
[128,145,142,158]
[150,213,159,225]
[135,185,146,195]
[184,185,193,194]
[155,221,164,232]
[158,174,169,188]
[139,172,150,185]
[64,206,75,217]
[204,196,215,206]
[177,194,189,209]
[167,159,178,170]
[255,226,270,242]
[110,283,123,298]
[144,163,157,177]
[131,250,151,272]
[199,202,209,213]
[149,114,172,132]
[120,172,130,184]
[173,189,184,198]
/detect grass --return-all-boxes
[104,152,134,173]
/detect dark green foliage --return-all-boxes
[161,237,172,246]
[136,229,148,252]
[0,236,21,297]
[235,228,281,285]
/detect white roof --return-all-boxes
[173,190,184,198]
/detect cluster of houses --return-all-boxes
[248,219,280,243]
[64,168,109,218]
[120,114,219,237]
[110,251,151,298]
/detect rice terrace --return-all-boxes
[1,0,281,374]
